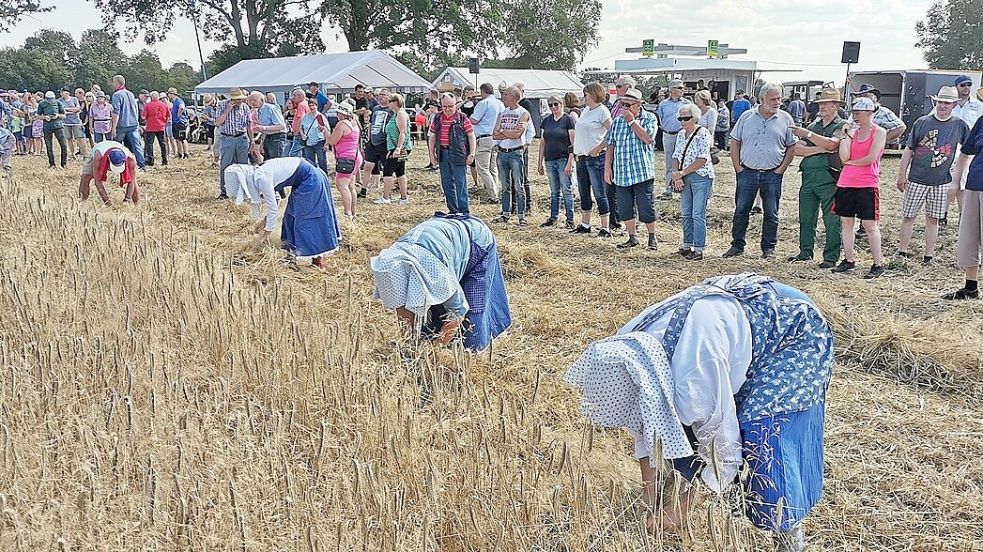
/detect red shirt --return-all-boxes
[291,100,310,135]
[144,100,170,132]
[438,112,473,146]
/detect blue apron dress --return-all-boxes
[419,213,512,351]
[628,274,833,531]
[275,161,341,257]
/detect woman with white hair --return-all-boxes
[370,214,512,351]
[670,103,716,259]
[224,157,341,267]
[566,273,833,552]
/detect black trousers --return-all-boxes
[145,131,167,166]
[43,127,68,168]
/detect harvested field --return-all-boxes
[0,145,980,551]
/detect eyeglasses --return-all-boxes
[677,116,693,122]
[672,86,684,90]
[957,83,972,87]
[616,83,629,88]
[548,102,560,107]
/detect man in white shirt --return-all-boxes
[948,74,983,220]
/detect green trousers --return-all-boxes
[798,170,841,262]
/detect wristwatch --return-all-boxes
[806,131,813,139]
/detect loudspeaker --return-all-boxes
[468,58,480,74]
[841,42,860,64]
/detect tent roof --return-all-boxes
[433,67,583,98]
[194,51,432,95]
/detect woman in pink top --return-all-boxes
[832,97,888,279]
[326,102,362,221]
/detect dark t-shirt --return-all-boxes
[962,117,983,191]
[906,115,971,186]
[806,102,819,121]
[518,98,533,114]
[540,113,574,161]
[368,105,390,146]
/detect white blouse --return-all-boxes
[672,126,716,179]
[619,294,752,492]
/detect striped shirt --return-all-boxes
[217,100,251,135]
[606,110,658,186]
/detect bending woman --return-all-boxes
[225,157,341,266]
[371,213,512,351]
[565,273,833,552]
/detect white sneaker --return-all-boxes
[373,198,392,205]
[398,198,411,205]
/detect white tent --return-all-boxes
[432,67,583,98]
[194,51,432,95]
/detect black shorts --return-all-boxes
[364,141,387,165]
[615,179,657,223]
[383,154,407,177]
[172,123,188,141]
[833,187,879,220]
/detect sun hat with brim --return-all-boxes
[932,86,959,103]
[622,88,643,102]
[166,87,178,95]
[44,91,55,99]
[815,88,844,104]
[851,97,876,112]
[978,86,983,103]
[335,102,354,117]
[228,88,247,100]
[857,84,880,97]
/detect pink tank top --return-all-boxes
[334,120,360,160]
[838,124,882,188]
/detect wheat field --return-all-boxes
[0,144,980,551]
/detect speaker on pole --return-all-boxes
[468,58,480,74]
[841,41,860,64]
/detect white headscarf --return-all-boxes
[370,242,464,318]
[565,331,692,460]
[223,164,256,206]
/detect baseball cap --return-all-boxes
[851,97,876,112]
[955,74,973,86]
[44,91,55,99]
[108,149,127,173]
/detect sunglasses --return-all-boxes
[958,83,972,87]
[677,116,693,122]
[672,86,684,90]
[548,102,560,107]
[616,83,629,88]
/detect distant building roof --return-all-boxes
[433,67,583,98]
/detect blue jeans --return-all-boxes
[544,158,574,222]
[93,132,110,143]
[114,125,145,167]
[681,173,713,250]
[576,154,610,215]
[287,136,304,157]
[439,155,470,213]
[497,150,525,218]
[303,141,328,173]
[732,169,783,250]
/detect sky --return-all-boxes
[1,0,931,85]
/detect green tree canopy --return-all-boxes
[0,0,51,32]
[916,0,983,69]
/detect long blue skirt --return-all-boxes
[461,240,512,351]
[671,403,825,531]
[278,162,341,257]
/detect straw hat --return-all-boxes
[335,102,354,117]
[166,87,178,95]
[228,88,247,100]
[977,86,983,103]
[814,88,844,104]
[932,86,959,102]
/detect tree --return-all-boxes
[22,30,76,91]
[75,30,127,91]
[0,0,51,32]
[916,0,983,69]
[497,0,601,71]
[322,0,505,78]
[90,0,324,61]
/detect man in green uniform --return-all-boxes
[788,88,846,268]
[37,90,68,169]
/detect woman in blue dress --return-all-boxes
[565,273,833,552]
[224,157,341,266]
[370,213,512,351]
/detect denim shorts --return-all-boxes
[615,179,656,223]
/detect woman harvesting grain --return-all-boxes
[224,157,341,267]
[370,214,512,351]
[77,139,140,204]
[565,273,833,552]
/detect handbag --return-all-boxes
[681,127,719,167]
[334,120,357,173]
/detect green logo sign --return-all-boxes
[707,40,719,58]
[642,39,654,57]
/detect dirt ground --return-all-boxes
[0,141,980,551]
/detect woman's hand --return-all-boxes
[672,178,685,192]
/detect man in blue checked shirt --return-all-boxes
[604,87,659,251]
[655,80,690,199]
